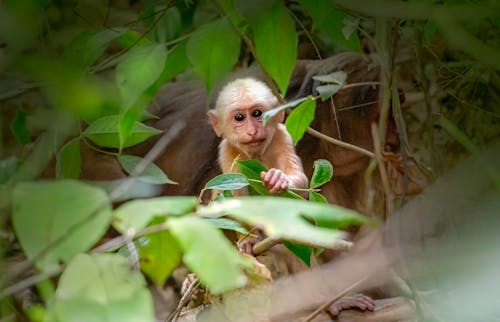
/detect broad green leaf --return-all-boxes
[262,97,309,124]
[298,0,361,51]
[187,17,241,92]
[237,160,302,199]
[249,0,297,95]
[316,84,343,101]
[12,180,111,271]
[154,7,182,42]
[50,254,153,322]
[63,28,126,71]
[312,71,347,85]
[118,154,176,185]
[83,115,161,148]
[0,156,17,184]
[112,196,197,233]
[137,231,182,285]
[116,44,167,109]
[153,41,190,87]
[314,71,347,101]
[56,138,81,179]
[10,110,30,145]
[168,216,249,294]
[203,217,249,235]
[310,159,333,189]
[204,173,249,191]
[140,110,159,121]
[309,191,328,204]
[284,241,312,267]
[285,97,316,145]
[116,30,152,48]
[199,197,365,249]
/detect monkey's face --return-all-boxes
[225,104,275,156]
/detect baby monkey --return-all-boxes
[208,77,308,194]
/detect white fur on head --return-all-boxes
[214,78,278,115]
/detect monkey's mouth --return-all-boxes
[244,139,266,146]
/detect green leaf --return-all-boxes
[316,84,343,101]
[310,159,333,189]
[203,217,249,234]
[0,156,17,184]
[262,97,308,124]
[154,7,182,42]
[204,173,249,191]
[199,197,365,249]
[10,110,31,145]
[237,160,302,199]
[153,40,189,87]
[118,155,176,185]
[168,216,249,294]
[116,29,152,48]
[56,138,81,179]
[249,0,297,95]
[116,44,168,109]
[312,71,347,85]
[63,28,126,71]
[49,254,153,322]
[309,191,328,204]
[12,180,111,271]
[313,71,347,101]
[285,97,316,145]
[424,20,438,45]
[298,0,361,51]
[137,231,182,285]
[283,241,311,267]
[83,115,161,148]
[187,17,241,92]
[112,196,198,233]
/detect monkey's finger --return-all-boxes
[266,168,283,187]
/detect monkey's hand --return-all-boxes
[329,294,375,316]
[260,168,289,194]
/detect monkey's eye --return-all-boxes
[252,109,263,118]
[234,113,245,122]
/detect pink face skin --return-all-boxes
[225,103,275,158]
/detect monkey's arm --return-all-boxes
[261,125,309,193]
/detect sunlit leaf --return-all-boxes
[248,0,297,95]
[203,217,249,234]
[83,115,161,148]
[187,17,241,92]
[262,97,308,124]
[199,197,365,248]
[168,216,250,294]
[310,159,333,189]
[12,180,111,271]
[112,196,197,233]
[49,254,153,322]
[10,110,31,145]
[204,173,249,191]
[118,154,176,185]
[116,44,168,109]
[285,97,316,145]
[56,138,81,179]
[137,231,182,285]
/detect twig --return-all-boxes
[371,123,394,217]
[167,276,200,322]
[300,276,368,322]
[306,127,375,158]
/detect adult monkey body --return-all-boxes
[208,77,308,195]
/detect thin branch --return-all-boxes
[306,127,375,158]
[371,123,393,217]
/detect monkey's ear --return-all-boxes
[207,110,223,137]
